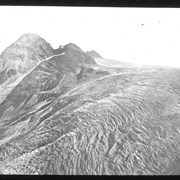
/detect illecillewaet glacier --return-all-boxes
[0,33,180,175]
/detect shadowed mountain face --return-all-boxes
[86,50,102,58]
[1,34,180,175]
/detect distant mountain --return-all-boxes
[1,33,180,175]
[86,50,102,58]
[63,43,96,65]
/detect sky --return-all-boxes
[0,7,180,67]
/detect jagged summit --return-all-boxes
[54,43,84,54]
[54,42,97,65]
[0,33,54,73]
[64,43,84,53]
[2,32,53,55]
[17,33,41,42]
[6,33,50,50]
[86,50,102,58]
[65,43,97,65]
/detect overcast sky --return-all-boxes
[0,7,180,67]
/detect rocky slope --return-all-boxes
[0,34,180,175]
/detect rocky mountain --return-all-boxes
[0,34,96,104]
[0,34,180,175]
[86,50,102,58]
[0,33,54,75]
[0,33,55,104]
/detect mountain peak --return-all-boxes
[0,33,54,78]
[86,50,102,58]
[64,43,84,53]
[13,33,48,47]
[18,33,41,40]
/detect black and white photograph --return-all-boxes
[0,6,180,175]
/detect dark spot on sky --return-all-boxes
[141,24,144,26]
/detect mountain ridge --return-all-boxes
[0,33,98,104]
